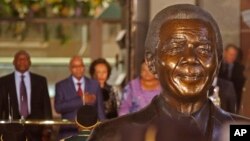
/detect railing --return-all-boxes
[0,119,75,125]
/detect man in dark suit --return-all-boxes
[218,44,246,112]
[0,50,52,141]
[88,4,249,141]
[209,77,237,113]
[54,56,105,140]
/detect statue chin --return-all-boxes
[162,85,208,103]
[160,80,208,102]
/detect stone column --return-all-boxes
[126,0,150,80]
[90,20,102,60]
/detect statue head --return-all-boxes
[145,4,222,101]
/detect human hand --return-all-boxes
[83,92,96,105]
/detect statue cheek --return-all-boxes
[158,54,180,68]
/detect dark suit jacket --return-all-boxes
[0,72,52,140]
[54,76,105,139]
[88,95,249,141]
[217,78,237,113]
[218,62,246,111]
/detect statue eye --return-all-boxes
[196,44,212,57]
[163,42,185,55]
[159,37,186,56]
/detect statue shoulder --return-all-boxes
[230,113,250,122]
[88,117,126,141]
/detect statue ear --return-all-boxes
[145,51,158,78]
[213,59,221,78]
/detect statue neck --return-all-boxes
[161,91,207,115]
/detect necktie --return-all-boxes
[20,75,28,118]
[77,82,83,97]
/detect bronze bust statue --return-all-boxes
[88,4,249,141]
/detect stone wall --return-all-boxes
[199,0,240,47]
[150,0,196,20]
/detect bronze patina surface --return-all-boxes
[87,4,249,141]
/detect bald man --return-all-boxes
[54,56,105,140]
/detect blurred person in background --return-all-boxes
[54,56,105,140]
[218,44,246,112]
[0,50,52,141]
[209,77,237,113]
[89,58,118,119]
[118,61,161,116]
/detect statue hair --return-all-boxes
[145,4,223,61]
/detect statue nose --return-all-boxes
[182,44,198,64]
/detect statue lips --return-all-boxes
[174,66,204,84]
[177,73,203,83]
[173,64,204,84]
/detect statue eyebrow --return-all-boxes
[164,36,187,46]
[169,37,187,43]
[171,34,186,39]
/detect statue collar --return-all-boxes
[154,95,212,136]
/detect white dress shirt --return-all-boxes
[14,71,31,114]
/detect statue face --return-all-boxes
[156,19,218,100]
